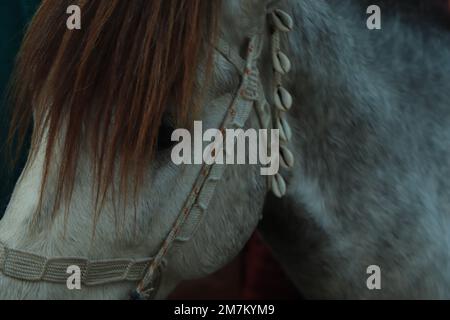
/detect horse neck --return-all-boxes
[287,0,389,116]
[285,0,399,163]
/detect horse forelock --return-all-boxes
[9,0,222,222]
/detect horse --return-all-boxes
[1,0,450,299]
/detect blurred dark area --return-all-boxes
[0,0,39,216]
[169,234,302,300]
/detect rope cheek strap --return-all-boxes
[132,35,266,300]
[133,8,295,298]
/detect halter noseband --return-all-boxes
[0,9,294,300]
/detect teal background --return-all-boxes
[0,0,40,217]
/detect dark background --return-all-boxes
[0,0,38,216]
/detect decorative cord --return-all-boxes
[268,9,295,198]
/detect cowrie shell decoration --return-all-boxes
[277,115,292,143]
[271,173,287,198]
[272,9,294,33]
[273,51,292,75]
[268,9,295,198]
[274,86,293,112]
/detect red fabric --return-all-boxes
[242,233,302,300]
[169,233,301,300]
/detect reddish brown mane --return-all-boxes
[9,0,221,219]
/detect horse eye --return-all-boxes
[157,121,176,151]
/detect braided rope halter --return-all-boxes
[132,9,295,299]
[0,9,295,300]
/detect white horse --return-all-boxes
[1,0,450,299]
